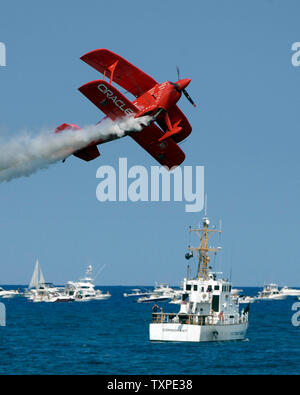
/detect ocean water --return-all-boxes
[0,286,299,375]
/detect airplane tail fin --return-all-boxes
[54,123,100,162]
[55,123,81,133]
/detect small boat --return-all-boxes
[94,291,111,300]
[123,288,152,298]
[238,295,255,304]
[137,283,179,303]
[279,286,300,297]
[256,284,287,300]
[137,294,170,303]
[30,283,71,303]
[0,287,20,298]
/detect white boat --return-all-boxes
[137,283,178,303]
[279,286,300,297]
[35,288,74,303]
[150,215,249,342]
[137,294,170,303]
[123,288,152,298]
[238,295,256,304]
[30,283,72,303]
[0,287,20,298]
[65,265,111,302]
[256,284,287,300]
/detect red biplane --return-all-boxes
[56,49,196,168]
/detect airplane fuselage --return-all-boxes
[133,78,191,117]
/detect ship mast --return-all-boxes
[188,215,221,280]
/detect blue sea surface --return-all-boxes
[0,286,299,375]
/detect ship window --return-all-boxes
[214,286,220,290]
[207,285,212,292]
[182,293,189,301]
[229,286,232,292]
[194,285,198,291]
[201,287,204,292]
[186,284,191,291]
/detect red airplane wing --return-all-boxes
[78,80,185,168]
[79,79,137,120]
[130,124,185,168]
[80,49,157,98]
[156,105,192,144]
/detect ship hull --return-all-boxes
[149,322,248,342]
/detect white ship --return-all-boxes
[65,265,111,302]
[149,215,249,342]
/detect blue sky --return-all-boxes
[0,0,300,286]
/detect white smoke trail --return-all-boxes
[0,115,152,183]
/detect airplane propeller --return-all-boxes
[176,66,196,108]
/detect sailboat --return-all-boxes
[28,259,45,290]
[25,259,70,302]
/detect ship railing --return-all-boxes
[152,312,248,326]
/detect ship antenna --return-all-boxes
[229,243,234,282]
[187,197,221,281]
[94,264,107,281]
